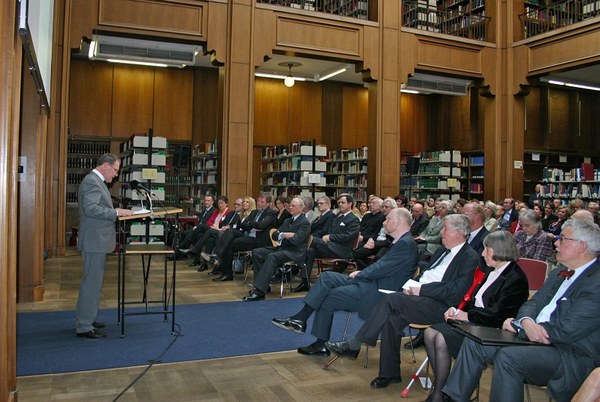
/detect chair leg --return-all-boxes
[323,312,354,370]
[280,268,285,298]
[364,346,368,368]
[408,327,417,363]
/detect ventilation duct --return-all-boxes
[402,73,472,96]
[89,34,202,68]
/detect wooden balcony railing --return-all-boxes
[256,0,370,20]
[520,0,600,38]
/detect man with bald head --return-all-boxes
[410,201,429,237]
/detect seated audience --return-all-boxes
[410,201,429,237]
[425,197,437,218]
[423,231,529,402]
[587,201,600,226]
[244,197,310,301]
[570,198,585,213]
[293,194,360,293]
[324,214,480,389]
[273,195,291,228]
[271,208,417,356]
[302,195,317,224]
[498,198,519,231]
[415,200,452,261]
[528,183,544,207]
[483,201,498,232]
[310,196,335,238]
[547,205,570,241]
[443,219,600,402]
[357,201,368,220]
[353,197,397,269]
[514,209,554,262]
[394,194,408,209]
[357,197,385,245]
[541,202,557,232]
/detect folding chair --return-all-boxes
[322,312,369,370]
[517,257,549,296]
[277,235,313,297]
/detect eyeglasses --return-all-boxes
[109,165,119,173]
[558,236,582,244]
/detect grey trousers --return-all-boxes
[75,251,107,333]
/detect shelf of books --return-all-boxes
[192,141,218,211]
[400,150,462,201]
[325,147,368,202]
[459,151,484,199]
[260,141,328,199]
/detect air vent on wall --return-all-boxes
[89,34,202,68]
[402,73,472,96]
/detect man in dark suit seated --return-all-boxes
[325,214,480,389]
[443,219,600,402]
[357,196,386,246]
[291,193,360,292]
[271,207,418,356]
[212,193,276,281]
[498,197,519,231]
[243,197,310,301]
[463,202,490,256]
[410,201,429,237]
[353,197,397,269]
[173,194,217,257]
[310,196,335,239]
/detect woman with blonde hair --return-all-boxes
[483,201,498,232]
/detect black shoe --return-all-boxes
[92,321,105,329]
[197,263,208,272]
[242,290,265,301]
[404,332,424,349]
[271,317,307,334]
[297,342,330,356]
[291,281,309,293]
[324,340,360,359]
[370,376,402,389]
[208,268,222,276]
[213,274,233,282]
[178,248,191,256]
[189,259,201,267]
[76,330,107,339]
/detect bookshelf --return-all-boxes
[192,141,218,211]
[400,150,462,202]
[459,151,484,199]
[260,141,328,200]
[325,147,368,202]
[66,138,112,205]
[164,143,194,215]
[524,151,600,201]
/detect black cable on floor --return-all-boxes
[112,321,183,401]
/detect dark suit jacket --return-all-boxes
[411,214,429,237]
[221,210,240,229]
[198,205,216,225]
[240,208,277,247]
[360,211,385,241]
[326,212,360,258]
[274,209,291,229]
[498,208,519,230]
[271,214,311,265]
[419,243,480,308]
[464,261,529,327]
[469,226,489,256]
[311,210,335,238]
[353,232,418,320]
[516,261,600,401]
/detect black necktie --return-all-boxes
[429,249,451,269]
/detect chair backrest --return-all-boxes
[269,228,278,247]
[351,234,361,250]
[307,234,313,249]
[517,257,549,295]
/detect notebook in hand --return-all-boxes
[448,320,546,347]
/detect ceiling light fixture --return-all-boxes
[318,64,351,81]
[541,76,600,92]
[280,62,302,88]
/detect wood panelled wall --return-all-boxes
[525,86,600,155]
[69,59,217,143]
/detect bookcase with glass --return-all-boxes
[400,150,462,202]
[325,147,368,202]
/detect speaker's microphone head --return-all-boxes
[130,180,140,189]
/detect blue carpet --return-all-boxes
[17,298,364,376]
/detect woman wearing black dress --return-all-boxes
[422,231,529,402]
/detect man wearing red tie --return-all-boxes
[443,219,600,402]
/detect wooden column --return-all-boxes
[219,0,255,198]
[368,0,400,198]
[0,0,20,398]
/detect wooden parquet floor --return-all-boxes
[16,250,548,401]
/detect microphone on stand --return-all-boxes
[129,180,154,195]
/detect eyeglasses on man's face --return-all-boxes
[558,236,582,244]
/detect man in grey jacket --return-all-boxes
[76,153,132,338]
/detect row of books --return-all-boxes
[541,164,598,182]
[262,157,327,173]
[68,141,110,155]
[327,147,368,162]
[460,155,484,166]
[401,177,461,190]
[194,158,218,172]
[262,143,327,159]
[327,161,367,174]
[539,183,600,199]
[327,174,367,188]
[193,142,217,156]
